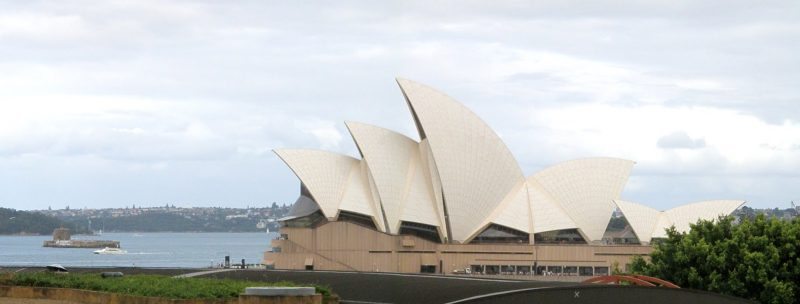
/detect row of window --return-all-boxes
[468,265,610,276]
[281,204,644,246]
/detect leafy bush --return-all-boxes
[630,215,799,304]
[0,272,331,300]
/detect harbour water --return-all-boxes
[0,232,277,268]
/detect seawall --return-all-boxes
[43,240,120,248]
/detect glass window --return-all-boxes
[484,265,500,275]
[399,221,442,243]
[470,265,484,274]
[420,265,436,273]
[470,224,529,244]
[546,266,563,274]
[337,211,377,229]
[533,229,587,244]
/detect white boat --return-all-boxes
[93,247,127,255]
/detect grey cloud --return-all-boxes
[657,131,707,149]
[1,1,798,210]
[622,174,789,210]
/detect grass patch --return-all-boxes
[0,272,331,300]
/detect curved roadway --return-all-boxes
[2,267,754,304]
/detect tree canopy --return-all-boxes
[630,214,800,304]
[0,208,87,235]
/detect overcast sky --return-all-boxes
[1,1,799,211]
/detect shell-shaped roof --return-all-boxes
[613,200,661,243]
[281,185,320,220]
[275,78,744,245]
[397,78,526,243]
[337,161,385,231]
[527,178,579,233]
[480,182,532,237]
[418,139,448,238]
[531,157,635,241]
[654,200,745,238]
[274,149,357,219]
[345,121,441,233]
[615,199,744,242]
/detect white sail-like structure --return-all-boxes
[274,149,358,220]
[396,78,527,242]
[345,122,444,236]
[615,200,745,244]
[530,158,635,241]
[275,78,743,244]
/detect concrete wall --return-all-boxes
[264,221,652,274]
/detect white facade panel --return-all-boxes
[419,139,448,241]
[273,149,356,219]
[532,158,635,241]
[364,163,387,231]
[652,214,672,239]
[527,179,578,233]
[346,122,418,233]
[613,200,661,244]
[488,182,532,235]
[397,78,525,243]
[338,161,385,231]
[401,148,444,228]
[654,200,744,238]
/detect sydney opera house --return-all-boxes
[264,78,744,276]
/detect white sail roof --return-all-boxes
[531,158,635,241]
[654,200,745,239]
[613,200,661,244]
[274,149,356,219]
[338,161,385,231]
[527,178,579,233]
[397,78,525,243]
[615,199,745,242]
[275,79,744,245]
[478,182,532,238]
[346,121,441,233]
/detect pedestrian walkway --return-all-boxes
[172,268,237,278]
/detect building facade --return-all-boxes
[264,78,743,275]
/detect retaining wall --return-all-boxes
[0,286,325,304]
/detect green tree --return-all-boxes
[0,208,87,235]
[631,214,799,304]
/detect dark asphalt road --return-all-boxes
[1,266,573,303]
[1,267,754,304]
[199,270,573,304]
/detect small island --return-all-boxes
[42,228,120,249]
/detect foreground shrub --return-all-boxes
[631,215,799,304]
[0,272,331,300]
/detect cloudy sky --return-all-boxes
[1,1,799,211]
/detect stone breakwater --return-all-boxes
[42,228,120,249]
[43,240,120,249]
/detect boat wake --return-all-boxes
[126,252,172,255]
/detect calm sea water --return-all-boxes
[0,232,277,268]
